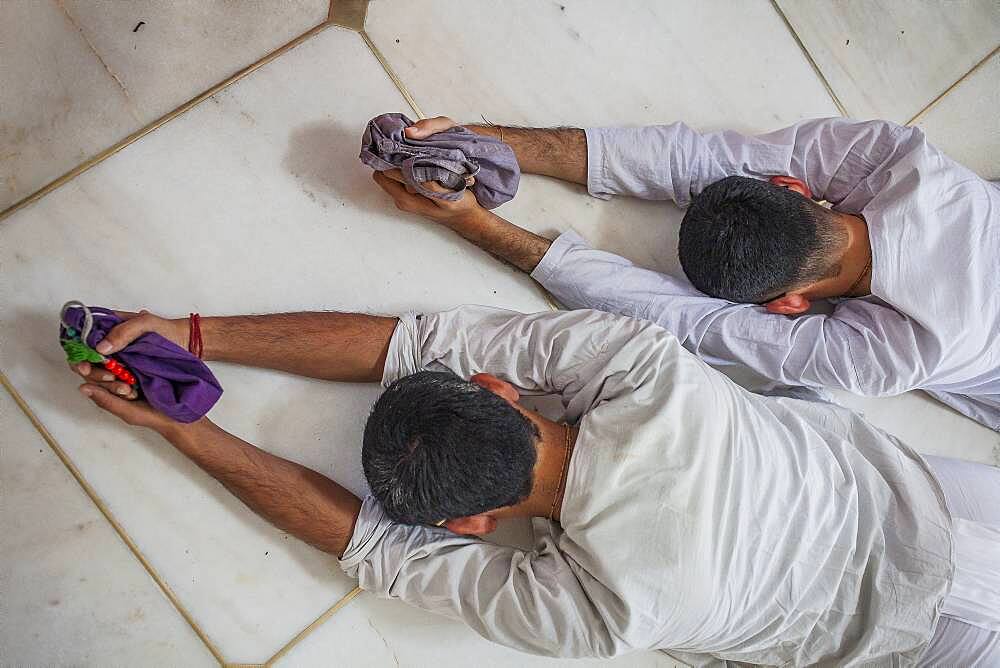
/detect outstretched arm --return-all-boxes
[532,233,938,397]
[72,310,398,396]
[405,116,587,185]
[373,170,552,274]
[79,385,362,557]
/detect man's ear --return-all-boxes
[766,293,811,315]
[445,514,498,536]
[770,175,813,199]
[470,373,520,404]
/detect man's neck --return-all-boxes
[502,416,577,522]
[826,213,873,298]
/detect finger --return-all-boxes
[374,171,411,199]
[94,314,154,355]
[69,361,116,383]
[421,179,453,194]
[381,169,406,184]
[375,173,432,213]
[403,116,456,139]
[376,169,454,197]
[108,380,139,399]
[80,383,137,417]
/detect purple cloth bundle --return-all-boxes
[360,112,520,209]
[61,305,222,423]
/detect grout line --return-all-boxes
[359,29,426,119]
[0,370,227,665]
[905,44,999,126]
[263,586,364,666]
[328,0,369,31]
[769,0,849,117]
[0,20,338,224]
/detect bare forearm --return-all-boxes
[199,312,398,382]
[163,419,361,557]
[447,209,553,273]
[468,125,587,185]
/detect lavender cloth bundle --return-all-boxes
[61,305,222,423]
[359,112,520,209]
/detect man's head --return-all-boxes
[679,175,850,313]
[362,371,540,532]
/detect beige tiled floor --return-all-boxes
[0,390,217,666]
[2,0,998,665]
[774,0,999,123]
[0,0,328,210]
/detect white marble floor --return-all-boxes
[2,1,998,665]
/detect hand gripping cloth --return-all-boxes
[60,302,222,423]
[359,113,520,209]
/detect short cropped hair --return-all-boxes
[362,371,539,525]
[679,176,846,302]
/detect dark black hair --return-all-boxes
[679,176,846,303]
[362,371,539,525]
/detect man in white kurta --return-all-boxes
[339,305,976,666]
[73,305,998,665]
[536,119,1000,429]
[375,117,1000,431]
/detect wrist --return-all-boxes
[171,317,189,351]
[466,124,499,140]
[447,207,493,237]
[159,416,213,447]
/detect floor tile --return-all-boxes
[774,0,1000,122]
[0,0,138,210]
[1,0,328,211]
[0,26,549,663]
[914,53,999,179]
[0,390,217,666]
[365,0,841,130]
[274,592,685,668]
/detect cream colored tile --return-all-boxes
[274,593,686,668]
[0,26,549,663]
[1,0,327,211]
[775,0,1000,122]
[60,0,328,121]
[366,0,840,130]
[0,390,217,666]
[915,54,999,179]
[0,0,137,210]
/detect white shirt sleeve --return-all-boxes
[584,117,918,208]
[532,232,937,396]
[342,306,684,657]
[340,497,627,658]
[382,305,682,422]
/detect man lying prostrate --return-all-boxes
[374,117,1000,430]
[72,307,999,666]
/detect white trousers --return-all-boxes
[919,456,1000,667]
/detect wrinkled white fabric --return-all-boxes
[530,118,1000,430]
[339,306,954,666]
[920,455,1000,666]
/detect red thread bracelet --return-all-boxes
[188,313,203,359]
